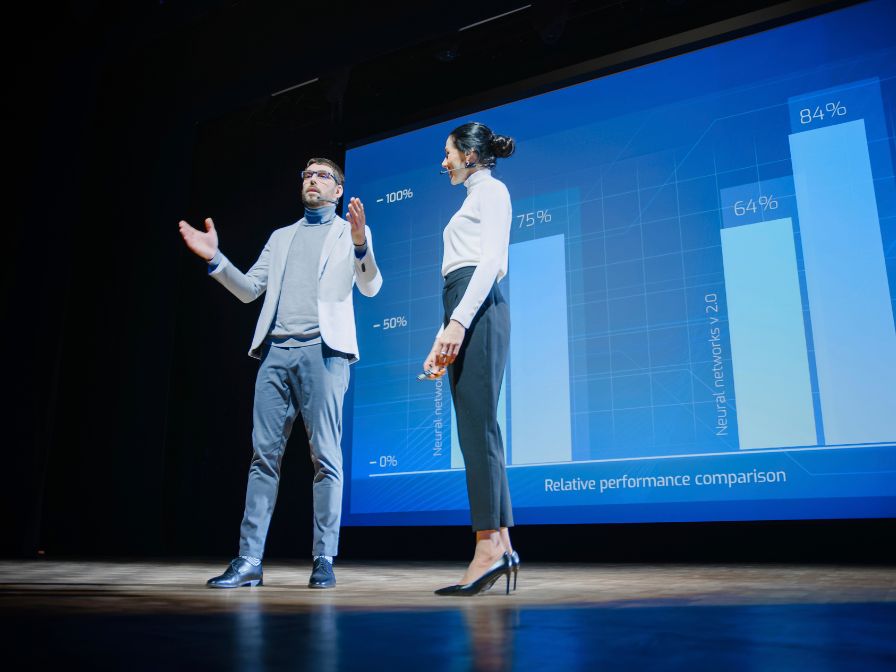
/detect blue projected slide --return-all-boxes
[342,0,896,525]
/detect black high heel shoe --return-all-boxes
[434,553,512,596]
[510,550,520,591]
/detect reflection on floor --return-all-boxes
[2,561,894,670]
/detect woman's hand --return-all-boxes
[421,344,446,379]
[421,320,466,378]
[435,320,466,366]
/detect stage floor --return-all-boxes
[3,560,895,669]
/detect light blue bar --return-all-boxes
[720,218,817,449]
[497,375,507,462]
[451,398,461,469]
[789,120,896,445]
[509,234,572,463]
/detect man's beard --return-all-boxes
[302,190,330,207]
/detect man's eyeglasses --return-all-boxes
[301,170,340,184]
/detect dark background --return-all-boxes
[7,0,892,562]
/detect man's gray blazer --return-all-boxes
[209,216,382,362]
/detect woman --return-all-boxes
[423,121,518,596]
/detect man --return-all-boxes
[178,158,381,588]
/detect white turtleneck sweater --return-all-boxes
[441,168,512,329]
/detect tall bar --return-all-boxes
[789,119,896,445]
[720,218,817,449]
[509,234,573,464]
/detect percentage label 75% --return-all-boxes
[516,209,551,228]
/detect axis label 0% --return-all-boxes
[370,455,399,468]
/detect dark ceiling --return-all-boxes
[21,0,841,146]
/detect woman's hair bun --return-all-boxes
[450,122,516,164]
[489,134,515,159]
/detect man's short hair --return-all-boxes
[306,157,344,185]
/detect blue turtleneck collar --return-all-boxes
[303,204,337,226]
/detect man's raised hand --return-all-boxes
[178,217,219,261]
[346,197,367,246]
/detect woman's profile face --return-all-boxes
[442,135,472,186]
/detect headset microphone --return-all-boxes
[306,191,340,205]
[439,161,482,175]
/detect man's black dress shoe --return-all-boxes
[309,557,336,589]
[434,553,512,596]
[207,557,263,588]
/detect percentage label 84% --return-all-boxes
[799,101,847,125]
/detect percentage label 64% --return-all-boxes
[733,194,779,216]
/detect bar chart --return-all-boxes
[717,78,896,450]
[343,0,896,525]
